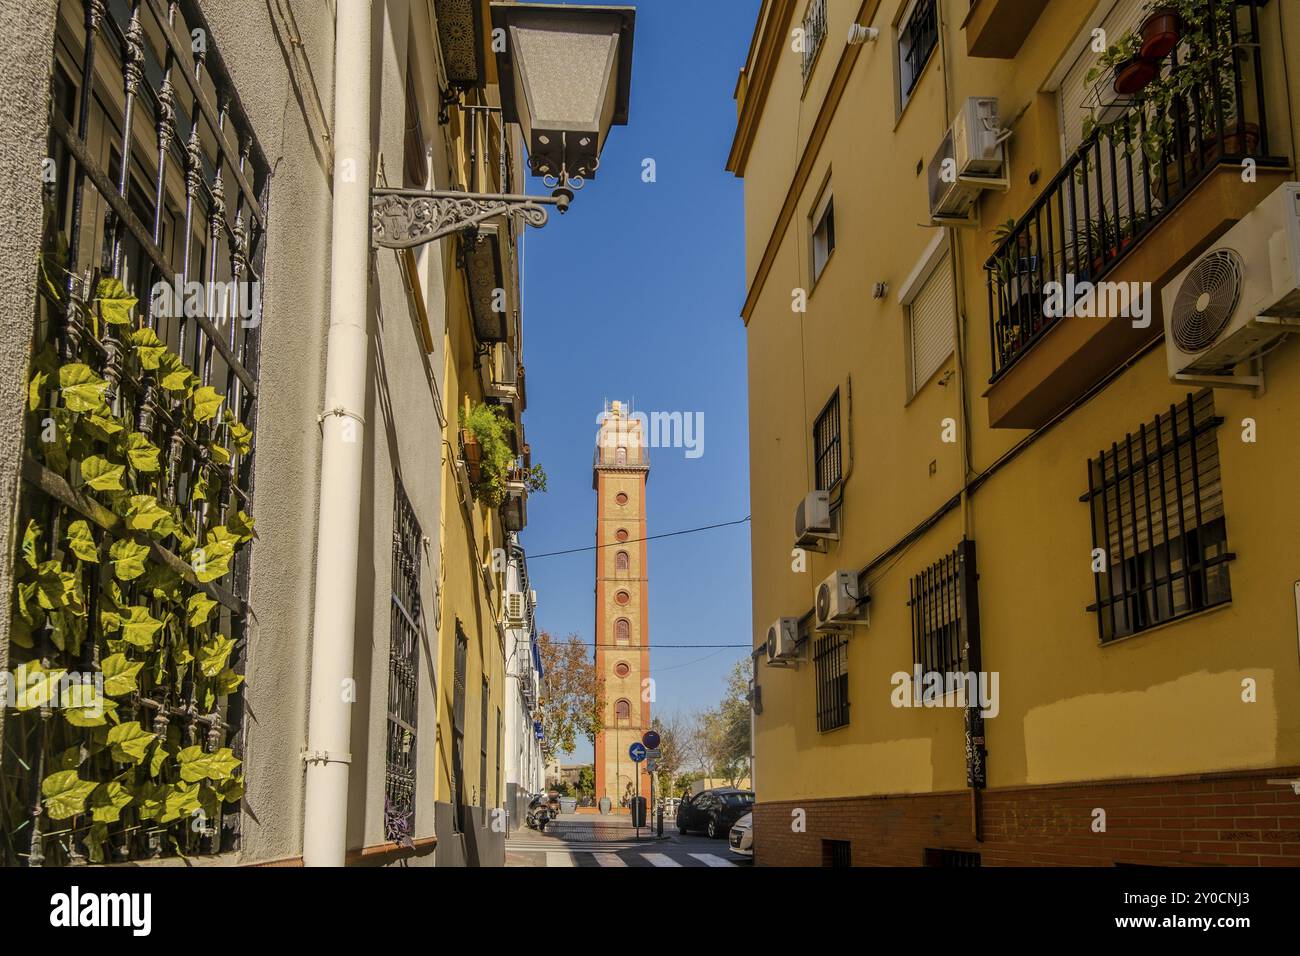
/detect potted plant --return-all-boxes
[460,402,515,505]
[1139,6,1181,60]
[460,427,482,485]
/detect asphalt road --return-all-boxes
[505,813,751,868]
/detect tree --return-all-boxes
[536,630,604,761]
[693,659,753,787]
[576,765,596,795]
[648,713,687,799]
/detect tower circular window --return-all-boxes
[615,590,630,606]
[615,529,629,542]
[615,661,630,678]
[616,492,629,505]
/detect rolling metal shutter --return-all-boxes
[1058,0,1148,156]
[909,253,955,396]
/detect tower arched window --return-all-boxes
[615,699,631,721]
[616,446,627,465]
[616,550,629,571]
[615,618,630,643]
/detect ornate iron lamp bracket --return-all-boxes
[370,188,566,250]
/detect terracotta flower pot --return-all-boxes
[1113,56,1158,96]
[461,429,481,465]
[1139,10,1180,61]
[1203,122,1260,161]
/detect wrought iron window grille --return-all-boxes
[384,477,423,846]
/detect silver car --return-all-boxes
[728,811,753,857]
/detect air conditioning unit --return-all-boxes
[1163,182,1300,380]
[929,97,1006,224]
[503,590,527,628]
[794,490,836,547]
[764,617,800,664]
[815,570,863,629]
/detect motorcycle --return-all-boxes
[525,794,550,831]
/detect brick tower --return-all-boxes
[593,401,651,808]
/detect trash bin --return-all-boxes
[630,796,647,828]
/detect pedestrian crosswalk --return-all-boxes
[506,841,741,868]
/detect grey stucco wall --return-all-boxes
[0,0,449,864]
[0,0,60,764]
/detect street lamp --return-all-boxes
[371,3,635,250]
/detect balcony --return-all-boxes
[964,0,1049,60]
[983,0,1290,429]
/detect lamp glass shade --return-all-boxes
[491,3,635,181]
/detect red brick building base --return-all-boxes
[753,767,1300,866]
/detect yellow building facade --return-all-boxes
[732,0,1300,865]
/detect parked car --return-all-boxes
[728,811,753,857]
[676,788,755,839]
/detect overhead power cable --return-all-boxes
[526,515,750,560]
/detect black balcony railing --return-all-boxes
[985,0,1280,381]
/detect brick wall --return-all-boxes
[753,767,1300,866]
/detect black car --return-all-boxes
[676,788,755,839]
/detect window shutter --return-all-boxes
[1058,0,1148,155]
[908,254,954,396]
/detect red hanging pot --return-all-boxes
[1139,9,1181,60]
[1113,56,1158,95]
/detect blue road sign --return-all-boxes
[629,742,647,762]
[642,730,661,750]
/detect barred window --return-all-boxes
[3,0,268,866]
[814,631,848,732]
[385,478,422,844]
[615,617,630,643]
[813,390,842,491]
[909,540,979,678]
[898,0,938,108]
[822,839,852,867]
[480,677,489,819]
[615,698,631,721]
[1085,392,1232,643]
[925,848,981,867]
[800,0,828,84]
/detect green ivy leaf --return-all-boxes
[120,605,163,648]
[187,592,218,627]
[95,277,137,327]
[108,538,150,581]
[226,511,256,543]
[21,518,42,569]
[65,520,99,563]
[190,541,233,583]
[34,560,79,611]
[63,687,117,727]
[82,410,126,442]
[214,668,244,696]
[209,442,231,466]
[192,385,224,423]
[134,781,168,820]
[158,352,195,396]
[160,782,202,822]
[131,327,168,369]
[197,634,235,678]
[228,421,252,455]
[107,720,156,764]
[124,432,161,473]
[28,368,48,412]
[177,746,241,783]
[40,771,99,820]
[84,822,110,863]
[11,660,68,711]
[124,494,173,535]
[81,455,125,492]
[89,781,134,823]
[58,363,108,413]
[101,653,145,697]
[216,774,245,804]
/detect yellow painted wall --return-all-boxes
[738,0,1300,804]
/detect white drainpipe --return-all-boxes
[302,0,372,867]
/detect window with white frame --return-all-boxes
[897,0,938,112]
[900,236,955,399]
[810,188,835,285]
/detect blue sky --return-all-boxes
[519,0,762,763]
